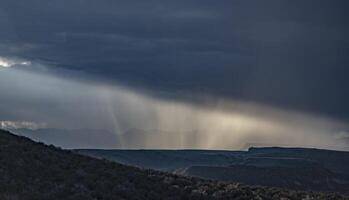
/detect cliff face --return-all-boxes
[0,129,347,200]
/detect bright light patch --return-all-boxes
[0,57,31,68]
[0,121,46,130]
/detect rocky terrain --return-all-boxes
[78,147,349,194]
[0,129,347,199]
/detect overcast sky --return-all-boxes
[0,1,348,149]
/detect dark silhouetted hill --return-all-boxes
[1,129,347,199]
[78,147,349,194]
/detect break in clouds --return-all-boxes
[0,60,348,150]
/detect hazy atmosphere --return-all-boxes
[1,0,349,150]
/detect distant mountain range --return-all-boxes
[7,127,349,194]
[2,129,346,199]
[78,147,349,194]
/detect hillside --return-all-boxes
[0,129,347,200]
[78,147,349,194]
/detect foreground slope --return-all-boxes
[78,147,349,194]
[0,129,346,200]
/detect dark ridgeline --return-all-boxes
[78,147,349,194]
[0,129,347,200]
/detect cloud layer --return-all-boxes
[1,66,348,150]
[0,1,348,149]
[0,0,348,120]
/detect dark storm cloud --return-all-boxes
[0,0,349,120]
